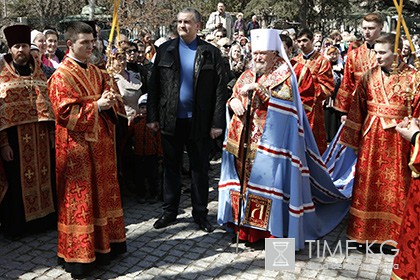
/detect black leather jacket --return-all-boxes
[147,37,228,139]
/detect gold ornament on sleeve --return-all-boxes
[395,73,420,120]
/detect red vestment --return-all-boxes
[339,63,420,244]
[391,135,420,280]
[0,56,55,229]
[48,58,126,264]
[334,43,377,113]
[292,61,315,121]
[130,114,163,157]
[292,52,334,154]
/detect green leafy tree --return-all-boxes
[6,0,84,29]
[242,0,309,28]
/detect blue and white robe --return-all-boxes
[218,68,356,250]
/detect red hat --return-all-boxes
[3,25,31,48]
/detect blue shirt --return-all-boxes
[177,37,198,118]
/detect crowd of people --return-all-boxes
[0,1,419,279]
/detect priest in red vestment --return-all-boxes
[0,25,56,239]
[280,34,316,117]
[48,22,126,278]
[334,13,383,118]
[292,28,334,154]
[392,117,420,280]
[339,33,420,247]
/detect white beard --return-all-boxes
[253,61,267,75]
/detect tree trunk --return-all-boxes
[89,0,95,20]
[3,0,7,18]
[298,0,310,28]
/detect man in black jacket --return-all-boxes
[147,7,228,232]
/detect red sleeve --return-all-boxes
[294,63,315,113]
[335,51,356,113]
[339,74,368,150]
[314,57,334,101]
[48,71,99,133]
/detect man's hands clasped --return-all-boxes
[97,90,116,111]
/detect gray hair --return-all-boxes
[178,8,202,23]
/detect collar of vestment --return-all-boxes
[236,56,292,94]
[366,42,375,50]
[67,54,88,69]
[0,54,55,132]
[13,62,32,76]
[381,67,391,76]
[366,63,415,130]
[303,50,315,59]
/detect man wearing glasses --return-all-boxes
[124,42,152,96]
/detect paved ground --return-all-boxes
[0,161,396,280]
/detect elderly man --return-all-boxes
[245,15,260,37]
[218,29,351,249]
[206,2,233,39]
[0,25,56,239]
[148,8,227,232]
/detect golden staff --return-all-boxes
[106,0,122,59]
[393,0,414,53]
[392,0,420,69]
[391,0,403,73]
[105,0,124,101]
[391,0,420,120]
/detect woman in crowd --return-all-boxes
[31,30,55,78]
[321,37,334,54]
[111,50,143,195]
[314,40,322,53]
[324,46,344,142]
[112,51,143,123]
[141,30,156,61]
[228,43,248,79]
[238,36,252,61]
[43,29,63,68]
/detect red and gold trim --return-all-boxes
[18,122,54,221]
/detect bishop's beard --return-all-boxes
[253,60,268,75]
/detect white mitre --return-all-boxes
[250,28,290,63]
[250,28,279,51]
